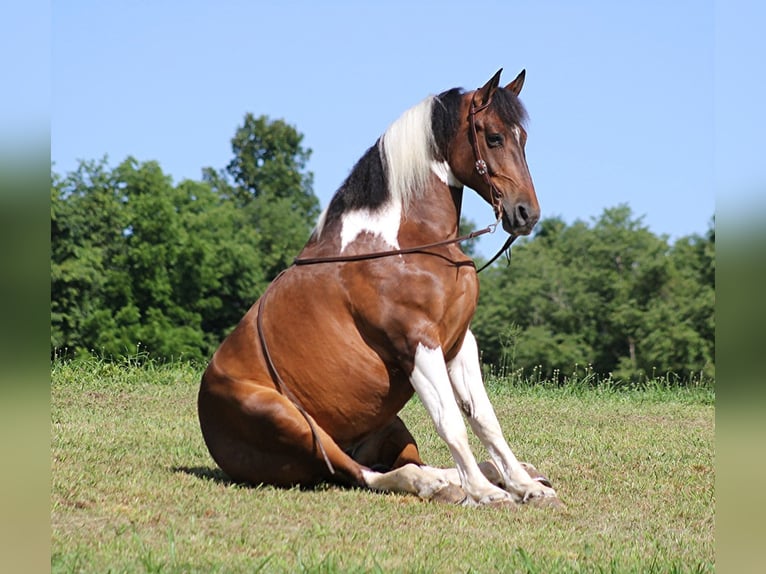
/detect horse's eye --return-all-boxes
[486,133,504,148]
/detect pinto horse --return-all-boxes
[198,69,559,506]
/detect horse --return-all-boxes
[198,69,559,507]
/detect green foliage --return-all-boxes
[473,206,715,384]
[458,215,478,256]
[50,115,714,385]
[51,115,318,362]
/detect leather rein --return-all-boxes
[256,92,516,475]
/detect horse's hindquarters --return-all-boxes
[197,373,365,488]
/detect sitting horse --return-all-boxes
[198,69,559,506]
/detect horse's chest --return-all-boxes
[341,260,479,357]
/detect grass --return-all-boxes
[51,359,714,573]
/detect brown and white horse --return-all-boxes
[198,69,559,506]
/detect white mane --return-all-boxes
[313,95,443,240]
[378,96,437,210]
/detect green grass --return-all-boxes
[51,360,714,573]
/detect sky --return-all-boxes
[44,0,763,258]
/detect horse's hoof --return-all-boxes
[520,462,553,488]
[430,483,466,505]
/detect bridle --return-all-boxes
[293,90,517,271]
[468,94,505,218]
[257,88,518,475]
[466,93,517,271]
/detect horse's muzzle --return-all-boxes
[501,199,539,236]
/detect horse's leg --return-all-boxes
[406,341,520,505]
[345,416,469,503]
[350,415,548,504]
[198,382,366,488]
[446,329,558,503]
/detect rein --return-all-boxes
[256,88,516,475]
[294,219,515,271]
[256,274,336,475]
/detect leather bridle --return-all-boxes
[465,92,518,272]
[467,94,506,220]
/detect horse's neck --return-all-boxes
[398,180,464,246]
[301,177,463,257]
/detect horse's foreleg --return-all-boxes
[446,330,558,503]
[406,342,517,505]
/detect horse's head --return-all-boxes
[448,69,540,236]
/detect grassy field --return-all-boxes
[51,360,714,573]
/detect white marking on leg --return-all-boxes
[447,330,557,501]
[361,464,452,499]
[340,199,401,253]
[410,343,511,504]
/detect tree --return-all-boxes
[472,206,715,383]
[51,158,127,354]
[51,114,322,362]
[206,114,320,279]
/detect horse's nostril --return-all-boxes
[516,204,528,225]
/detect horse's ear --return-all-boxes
[475,68,504,106]
[505,69,526,96]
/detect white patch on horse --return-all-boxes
[446,330,557,502]
[431,160,462,188]
[361,464,453,500]
[340,199,401,253]
[512,125,522,145]
[409,343,513,504]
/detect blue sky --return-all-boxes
[46,1,762,257]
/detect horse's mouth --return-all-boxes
[500,209,514,234]
[499,205,537,236]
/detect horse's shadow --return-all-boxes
[172,465,235,486]
[171,465,340,492]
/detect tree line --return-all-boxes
[51,115,714,383]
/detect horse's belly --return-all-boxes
[280,332,414,444]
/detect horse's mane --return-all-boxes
[315,85,527,237]
[379,96,439,210]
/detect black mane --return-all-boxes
[431,88,463,162]
[322,141,389,229]
[492,87,529,129]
